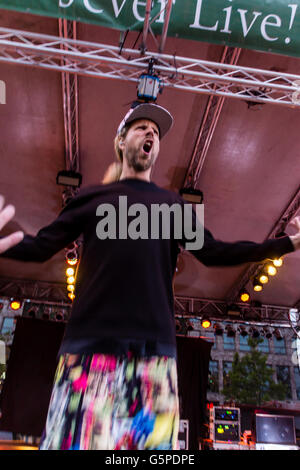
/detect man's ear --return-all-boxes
[118,138,125,150]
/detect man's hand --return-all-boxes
[0,195,24,254]
[289,216,300,251]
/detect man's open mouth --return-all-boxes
[143,140,153,154]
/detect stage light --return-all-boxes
[263,327,272,339]
[27,309,36,318]
[273,328,283,340]
[253,278,263,292]
[66,267,75,277]
[10,300,21,310]
[56,170,82,188]
[259,273,269,284]
[201,317,211,329]
[67,276,75,284]
[225,324,236,337]
[273,257,283,267]
[239,289,250,302]
[137,60,162,101]
[179,188,204,204]
[68,293,75,301]
[66,251,78,265]
[226,304,241,317]
[238,325,248,337]
[214,323,223,336]
[266,263,277,276]
[249,326,260,338]
[67,284,75,292]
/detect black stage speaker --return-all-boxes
[0,317,65,436]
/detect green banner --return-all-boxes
[1,0,300,58]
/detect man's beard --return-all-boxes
[125,148,155,172]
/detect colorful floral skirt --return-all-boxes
[39,353,179,450]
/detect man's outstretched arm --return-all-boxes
[0,190,88,262]
[0,195,24,254]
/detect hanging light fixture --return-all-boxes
[225,324,236,337]
[201,316,211,329]
[272,257,283,267]
[249,326,260,338]
[259,272,269,284]
[253,277,263,292]
[66,267,75,277]
[263,327,272,339]
[273,328,283,340]
[214,323,223,336]
[266,263,277,276]
[238,325,248,337]
[239,289,250,302]
[10,299,22,311]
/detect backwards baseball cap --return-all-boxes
[117,101,173,139]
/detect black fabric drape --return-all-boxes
[0,317,65,436]
[0,318,212,447]
[176,336,212,450]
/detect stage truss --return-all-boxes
[0,276,297,328]
[0,27,300,108]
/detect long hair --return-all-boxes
[102,124,130,184]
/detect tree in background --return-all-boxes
[223,337,287,406]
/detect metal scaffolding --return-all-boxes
[0,275,295,326]
[174,295,296,328]
[0,27,300,108]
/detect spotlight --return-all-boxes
[201,317,211,329]
[56,170,82,188]
[67,276,75,285]
[67,284,75,293]
[273,258,283,267]
[225,324,236,337]
[175,318,189,335]
[179,188,204,204]
[239,289,250,302]
[175,319,182,333]
[137,59,162,102]
[263,327,272,339]
[273,328,283,341]
[249,326,260,338]
[226,304,241,317]
[259,273,269,284]
[238,325,248,337]
[66,267,75,277]
[10,300,21,310]
[55,312,64,322]
[214,323,223,336]
[266,263,277,276]
[66,251,78,265]
[253,277,263,292]
[27,309,36,319]
[68,293,75,301]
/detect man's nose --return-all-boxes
[146,127,154,137]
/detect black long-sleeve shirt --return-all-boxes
[1,179,294,358]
